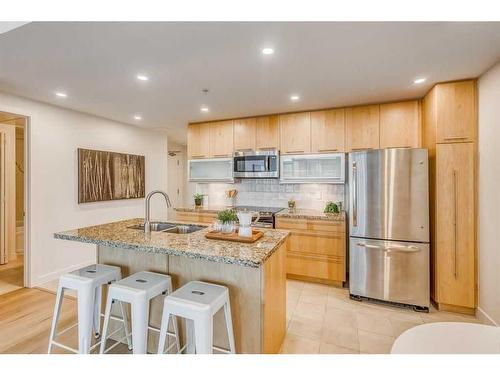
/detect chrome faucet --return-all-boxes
[144,190,172,234]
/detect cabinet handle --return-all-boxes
[351,147,372,151]
[191,155,206,159]
[453,169,458,279]
[318,148,338,152]
[212,154,230,157]
[235,148,253,152]
[445,136,468,141]
[285,150,305,154]
[352,161,358,227]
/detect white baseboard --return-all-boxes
[476,306,499,326]
[32,260,96,287]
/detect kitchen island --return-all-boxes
[55,218,289,354]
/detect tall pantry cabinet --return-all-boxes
[422,80,477,315]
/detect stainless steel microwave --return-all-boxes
[233,149,279,178]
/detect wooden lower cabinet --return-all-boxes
[433,142,476,312]
[174,211,218,223]
[275,217,346,285]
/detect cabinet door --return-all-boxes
[233,118,256,152]
[209,120,234,158]
[436,81,476,143]
[255,115,279,150]
[187,123,210,159]
[380,101,420,148]
[279,112,311,154]
[346,105,380,151]
[436,142,475,308]
[311,109,345,153]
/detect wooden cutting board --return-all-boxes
[205,229,264,243]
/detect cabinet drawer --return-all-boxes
[276,217,345,235]
[175,211,218,224]
[287,253,345,282]
[287,231,345,257]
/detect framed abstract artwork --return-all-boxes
[78,148,145,203]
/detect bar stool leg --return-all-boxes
[186,319,196,354]
[77,283,94,354]
[194,314,213,354]
[131,298,150,354]
[47,285,65,354]
[223,300,236,354]
[93,285,102,338]
[119,301,133,350]
[172,315,181,353]
[99,296,114,354]
[157,307,171,354]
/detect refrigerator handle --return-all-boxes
[352,161,358,227]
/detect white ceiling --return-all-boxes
[1,22,500,144]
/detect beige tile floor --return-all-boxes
[280,279,484,354]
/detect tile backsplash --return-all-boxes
[192,179,345,211]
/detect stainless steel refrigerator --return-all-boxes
[348,148,430,310]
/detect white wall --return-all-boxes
[478,61,500,326]
[0,91,168,287]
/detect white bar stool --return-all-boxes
[100,271,180,354]
[157,281,236,354]
[48,264,131,354]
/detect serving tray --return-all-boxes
[205,229,264,243]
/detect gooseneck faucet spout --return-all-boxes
[144,190,172,234]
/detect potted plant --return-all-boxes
[324,201,340,214]
[217,209,237,234]
[193,193,204,207]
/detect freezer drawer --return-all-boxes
[349,237,429,308]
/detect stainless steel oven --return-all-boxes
[233,150,279,178]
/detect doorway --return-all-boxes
[167,143,186,218]
[0,111,26,295]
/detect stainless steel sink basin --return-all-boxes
[127,222,204,234]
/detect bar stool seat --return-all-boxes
[48,264,129,354]
[158,280,236,354]
[100,271,180,354]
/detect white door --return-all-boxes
[167,150,185,218]
[0,125,16,265]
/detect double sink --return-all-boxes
[127,222,205,234]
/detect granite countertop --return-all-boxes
[174,206,227,214]
[275,208,346,221]
[54,218,289,268]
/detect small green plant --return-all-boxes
[217,209,237,224]
[324,201,340,214]
[193,193,204,206]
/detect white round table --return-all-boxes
[391,322,500,354]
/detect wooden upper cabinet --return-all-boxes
[255,115,279,150]
[311,109,345,153]
[380,101,420,148]
[346,105,380,151]
[233,118,256,151]
[187,123,210,158]
[209,120,234,158]
[279,112,311,154]
[435,142,475,308]
[435,80,476,143]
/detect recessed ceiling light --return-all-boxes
[136,74,149,81]
[413,77,426,84]
[262,47,274,55]
[55,92,67,98]
[133,115,142,121]
[290,95,300,101]
[200,106,209,113]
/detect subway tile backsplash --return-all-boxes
[194,179,345,211]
